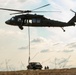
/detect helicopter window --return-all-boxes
[24,19,26,23]
[37,19,40,23]
[29,20,32,23]
[27,20,29,23]
[32,19,36,23]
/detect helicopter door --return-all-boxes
[24,19,27,24]
[24,19,32,24]
[17,18,23,30]
[17,18,23,24]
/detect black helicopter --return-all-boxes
[0,4,76,32]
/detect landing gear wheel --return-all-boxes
[18,26,23,30]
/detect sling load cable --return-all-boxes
[28,26,31,64]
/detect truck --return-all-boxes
[27,62,42,70]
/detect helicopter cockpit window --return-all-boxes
[11,17,15,21]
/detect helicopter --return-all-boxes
[0,4,76,32]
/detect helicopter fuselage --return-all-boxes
[5,14,75,31]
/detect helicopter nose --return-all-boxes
[5,20,10,24]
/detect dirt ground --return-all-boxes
[0,68,76,75]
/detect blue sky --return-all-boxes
[0,0,76,71]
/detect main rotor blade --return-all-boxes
[0,8,24,12]
[0,3,61,15]
[32,4,50,10]
[10,11,61,15]
[70,9,76,13]
[10,12,23,15]
[0,4,50,13]
[32,11,61,13]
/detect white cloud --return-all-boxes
[0,0,10,6]
[18,0,27,3]
[31,37,47,43]
[63,49,74,53]
[40,49,50,53]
